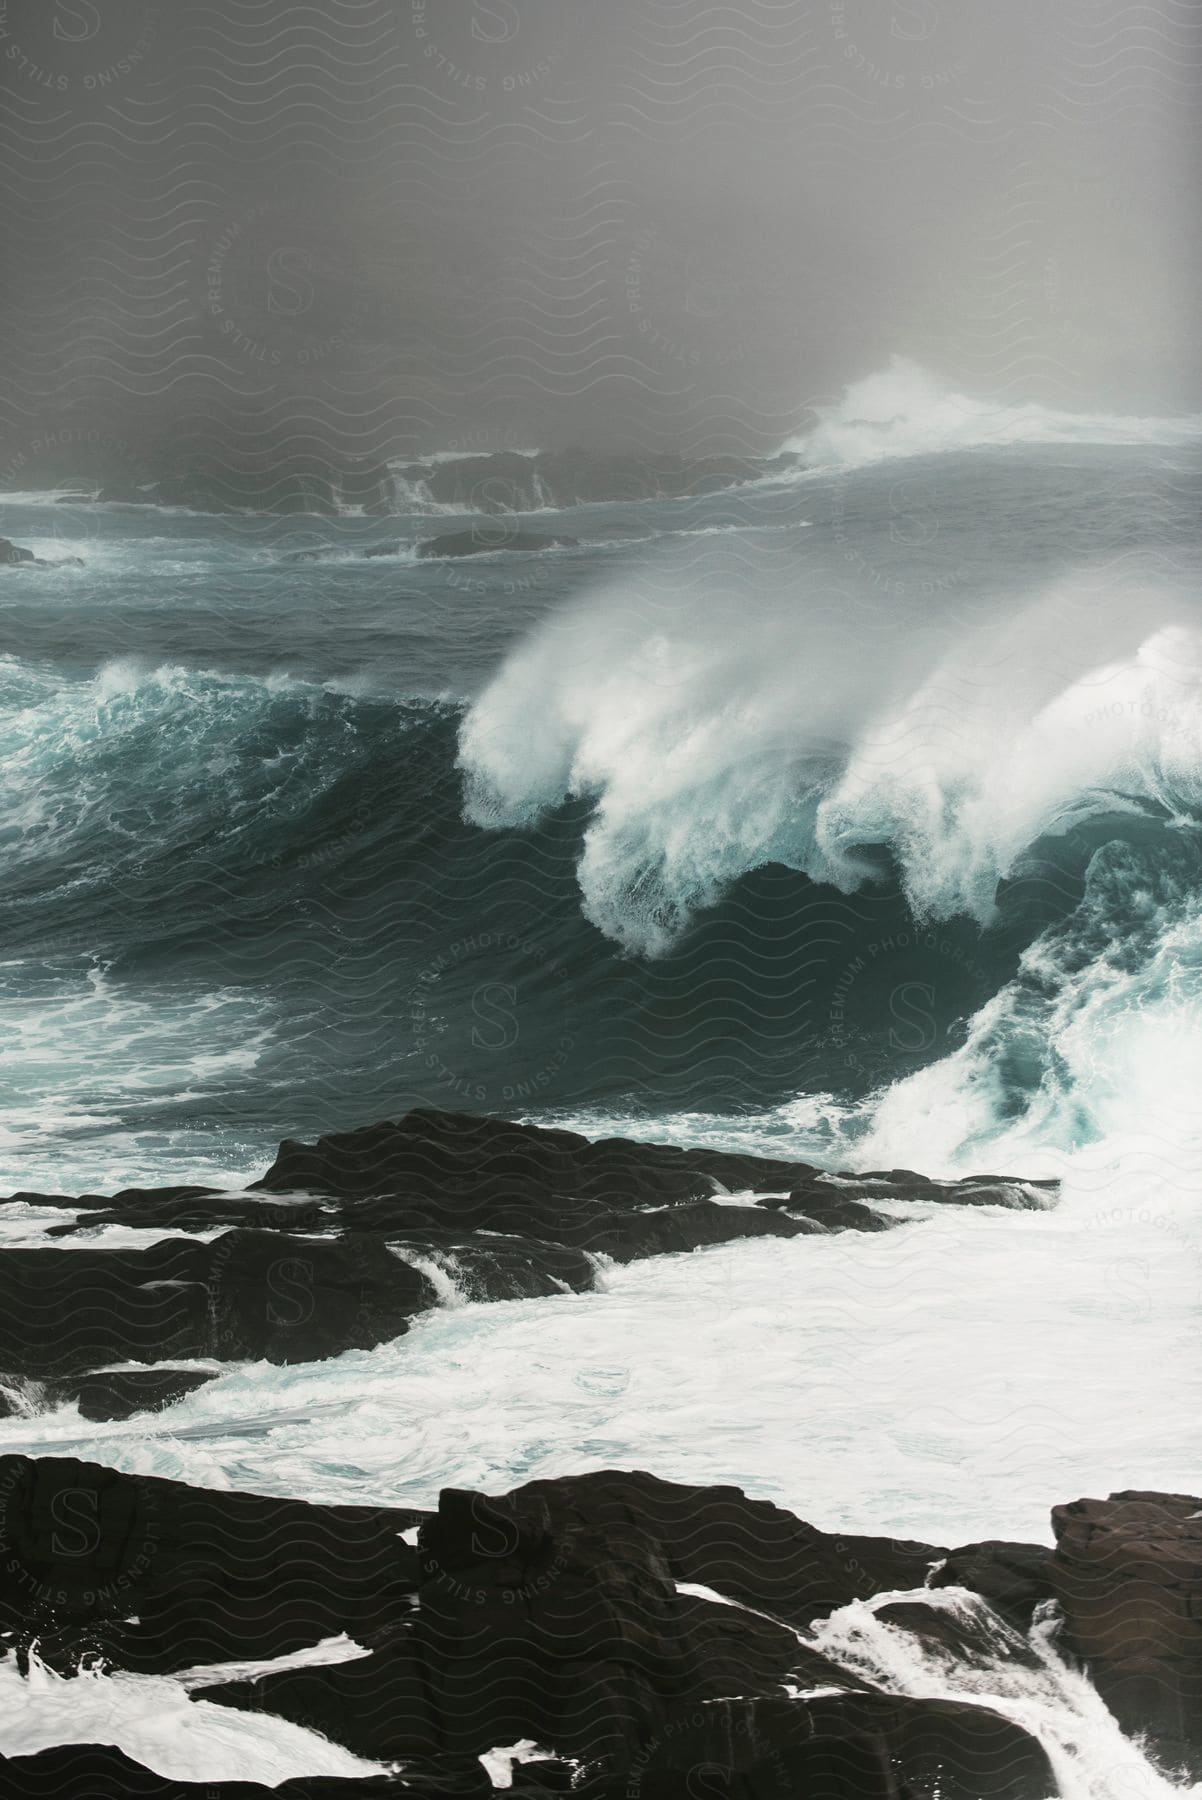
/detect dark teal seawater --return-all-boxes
[0,441,1198,1188]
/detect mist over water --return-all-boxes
[1,0,1198,466]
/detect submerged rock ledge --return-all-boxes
[0,1108,1054,1396]
[0,1458,1197,1796]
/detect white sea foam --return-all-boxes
[809,1588,1202,1800]
[4,1137,1198,1548]
[459,551,1202,954]
[0,1647,390,1785]
[781,358,1202,470]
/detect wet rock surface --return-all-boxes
[0,534,82,568]
[0,1458,1071,1799]
[1052,1489,1202,1777]
[0,1110,1055,1402]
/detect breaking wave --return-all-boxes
[782,357,1202,471]
[459,544,1202,1168]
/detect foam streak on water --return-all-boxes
[4,1147,1199,1548]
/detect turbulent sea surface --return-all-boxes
[2,363,1201,1555]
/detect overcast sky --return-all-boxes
[0,0,1197,468]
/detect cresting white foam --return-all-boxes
[456,534,1202,1169]
[458,554,1202,955]
[780,357,1202,471]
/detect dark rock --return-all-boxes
[0,1113,1054,1391]
[207,1640,444,1763]
[416,527,578,559]
[388,1232,599,1300]
[2,1188,89,1208]
[629,1692,1055,1800]
[1051,1489,1202,1775]
[0,1380,27,1418]
[0,1744,425,1797]
[591,1201,814,1261]
[345,1194,810,1266]
[855,1170,1057,1206]
[252,1108,825,1208]
[252,1111,1053,1230]
[6,1184,222,1216]
[393,446,804,514]
[68,1367,217,1421]
[202,1227,437,1363]
[511,1470,944,1629]
[53,1190,331,1236]
[874,1598,1041,1670]
[0,1455,1059,1800]
[211,1472,860,1766]
[0,1229,437,1376]
[762,1186,894,1233]
[0,1237,212,1378]
[0,535,82,569]
[930,1540,1054,1631]
[0,1451,425,1673]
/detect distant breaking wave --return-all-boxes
[780,357,1202,471]
[384,360,1202,519]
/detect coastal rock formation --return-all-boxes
[251,1108,1047,1215]
[0,1111,1054,1405]
[391,446,804,513]
[1052,1490,1202,1776]
[0,1452,423,1675]
[0,1456,1062,1799]
[930,1541,1055,1631]
[69,1367,216,1421]
[90,453,398,516]
[0,1231,439,1380]
[0,535,82,568]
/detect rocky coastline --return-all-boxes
[0,535,82,570]
[0,1109,1196,1796]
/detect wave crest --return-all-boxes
[458,552,1202,955]
[781,357,1202,470]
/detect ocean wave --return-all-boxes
[455,542,1202,1165]
[780,357,1202,471]
[459,551,1202,954]
[6,521,1202,1181]
[0,657,442,918]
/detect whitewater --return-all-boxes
[2,363,1201,1793]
